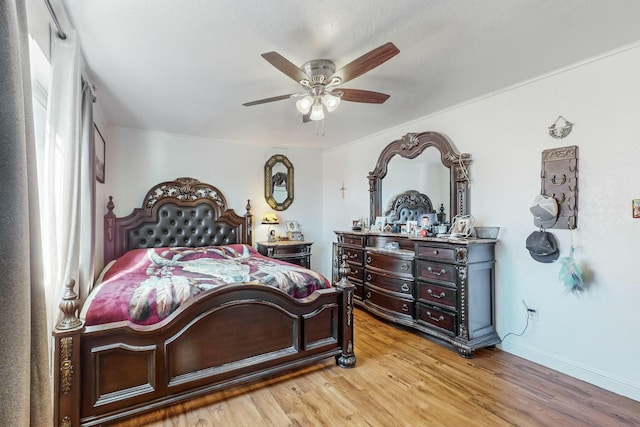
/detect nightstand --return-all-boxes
[256,241,313,269]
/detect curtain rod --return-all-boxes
[44,0,66,40]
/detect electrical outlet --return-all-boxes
[522,300,539,321]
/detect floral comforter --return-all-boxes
[81,244,331,326]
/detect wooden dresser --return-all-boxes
[334,231,499,357]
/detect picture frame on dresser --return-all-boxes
[450,215,474,237]
[418,213,436,229]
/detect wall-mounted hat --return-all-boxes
[525,231,559,263]
[530,194,558,229]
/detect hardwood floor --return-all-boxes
[111,309,640,426]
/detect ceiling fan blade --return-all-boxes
[242,93,297,106]
[340,89,390,104]
[331,42,400,84]
[261,51,310,83]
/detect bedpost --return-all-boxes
[245,199,253,245]
[104,195,116,264]
[335,255,356,368]
[52,280,84,427]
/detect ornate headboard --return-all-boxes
[384,190,435,224]
[104,177,252,264]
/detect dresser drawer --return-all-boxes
[367,235,414,251]
[343,247,364,264]
[271,244,310,256]
[346,263,364,283]
[415,244,457,263]
[416,303,456,335]
[342,234,365,247]
[415,260,457,286]
[365,269,414,297]
[416,281,457,309]
[365,286,414,317]
[365,251,413,277]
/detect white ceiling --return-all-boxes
[59,0,640,150]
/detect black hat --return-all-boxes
[525,231,559,263]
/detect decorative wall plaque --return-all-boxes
[541,145,578,229]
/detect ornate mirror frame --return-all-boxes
[265,154,294,211]
[367,131,471,223]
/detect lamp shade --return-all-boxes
[322,93,341,112]
[296,96,314,114]
[261,213,279,225]
[309,102,325,121]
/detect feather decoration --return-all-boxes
[129,277,156,320]
[155,276,175,318]
[558,245,585,295]
[173,275,199,305]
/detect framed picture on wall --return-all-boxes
[633,199,640,218]
[95,124,106,183]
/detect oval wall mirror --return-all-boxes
[265,154,294,211]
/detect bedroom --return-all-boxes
[2,0,640,425]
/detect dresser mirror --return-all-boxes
[265,154,294,211]
[368,131,471,224]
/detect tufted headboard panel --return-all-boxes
[384,190,435,224]
[127,203,242,249]
[104,178,252,264]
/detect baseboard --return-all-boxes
[499,342,640,402]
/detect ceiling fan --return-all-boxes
[242,42,400,122]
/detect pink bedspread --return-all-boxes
[82,244,331,326]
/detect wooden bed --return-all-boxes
[52,177,356,427]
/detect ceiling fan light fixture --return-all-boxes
[309,102,325,121]
[321,93,341,112]
[295,95,314,114]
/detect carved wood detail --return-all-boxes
[143,177,227,211]
[59,337,74,395]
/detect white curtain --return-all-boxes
[41,26,96,333]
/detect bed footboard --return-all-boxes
[53,279,355,426]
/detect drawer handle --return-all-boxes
[427,266,446,276]
[401,304,409,312]
[432,250,439,255]
[366,256,372,264]
[427,289,446,299]
[401,283,410,292]
[366,274,372,281]
[426,311,444,322]
[349,253,358,259]
[400,262,410,271]
[366,291,372,299]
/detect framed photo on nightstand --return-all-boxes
[285,220,300,232]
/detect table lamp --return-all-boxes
[261,213,279,241]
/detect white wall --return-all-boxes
[321,44,640,400]
[100,127,325,272]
